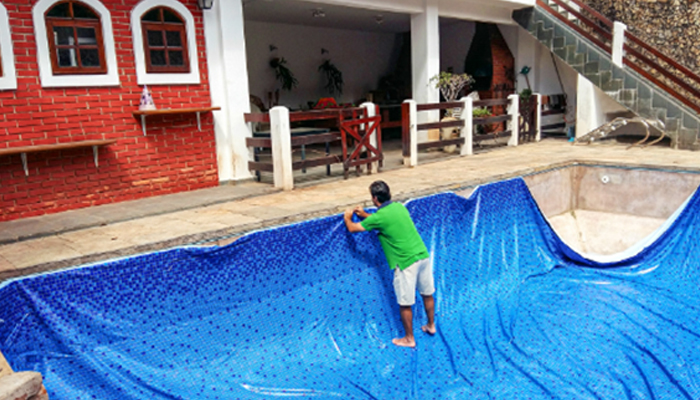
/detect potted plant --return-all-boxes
[430,72,474,116]
[473,107,493,135]
[430,72,474,152]
[318,59,343,95]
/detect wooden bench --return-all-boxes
[0,139,117,176]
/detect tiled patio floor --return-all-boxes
[1,138,698,281]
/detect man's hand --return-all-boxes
[344,207,366,233]
[353,206,369,219]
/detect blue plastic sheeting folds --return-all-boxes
[2,178,700,399]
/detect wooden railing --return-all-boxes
[401,97,520,165]
[244,107,366,125]
[473,98,513,143]
[401,101,466,158]
[538,0,700,115]
[244,107,380,184]
[623,32,700,114]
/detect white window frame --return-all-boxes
[0,2,17,90]
[131,0,200,85]
[33,0,119,87]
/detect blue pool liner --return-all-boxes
[1,177,699,399]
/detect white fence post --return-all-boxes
[458,97,473,156]
[507,94,519,147]
[360,102,379,172]
[403,99,418,167]
[612,21,627,69]
[535,93,542,142]
[269,106,293,190]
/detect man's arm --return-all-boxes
[344,208,366,233]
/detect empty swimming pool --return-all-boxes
[1,167,700,399]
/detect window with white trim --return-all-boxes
[131,0,200,85]
[33,0,119,87]
[141,7,189,73]
[45,1,107,75]
[0,2,18,90]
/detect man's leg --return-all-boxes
[416,258,437,335]
[392,306,415,347]
[421,294,436,335]
[393,266,417,348]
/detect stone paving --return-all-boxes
[1,138,699,282]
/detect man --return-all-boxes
[344,180,436,348]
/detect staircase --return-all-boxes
[513,0,700,150]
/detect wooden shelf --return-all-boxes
[133,106,221,135]
[0,139,117,176]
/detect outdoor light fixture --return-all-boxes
[312,8,326,18]
[375,15,384,25]
[197,0,214,10]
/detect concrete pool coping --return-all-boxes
[2,138,700,282]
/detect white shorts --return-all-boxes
[393,257,435,306]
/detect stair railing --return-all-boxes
[538,0,700,115]
[537,0,612,53]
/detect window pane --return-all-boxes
[147,30,164,47]
[73,3,98,19]
[163,9,182,23]
[169,51,184,66]
[80,49,101,67]
[54,26,75,46]
[165,31,182,47]
[150,50,166,66]
[77,27,97,45]
[142,8,160,22]
[57,48,77,67]
[47,3,70,18]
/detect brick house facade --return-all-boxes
[0,0,218,222]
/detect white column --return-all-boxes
[535,93,542,142]
[203,0,252,183]
[612,21,627,69]
[404,99,418,167]
[458,97,473,156]
[270,106,293,190]
[507,94,519,147]
[411,0,440,143]
[361,102,379,172]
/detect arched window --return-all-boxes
[45,0,106,74]
[131,0,200,85]
[141,7,189,73]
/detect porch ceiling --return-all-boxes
[242,0,411,33]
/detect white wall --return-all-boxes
[535,45,578,96]
[245,21,401,108]
[577,75,626,137]
[440,20,476,74]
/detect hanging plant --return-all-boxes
[269,57,298,91]
[318,59,343,95]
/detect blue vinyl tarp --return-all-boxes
[1,178,700,399]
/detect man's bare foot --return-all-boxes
[392,337,416,348]
[421,324,436,335]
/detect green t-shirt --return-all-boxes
[360,202,429,270]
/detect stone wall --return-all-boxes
[584,0,700,72]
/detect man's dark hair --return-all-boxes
[370,180,391,204]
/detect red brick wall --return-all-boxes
[476,24,515,133]
[490,27,515,99]
[0,0,218,222]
